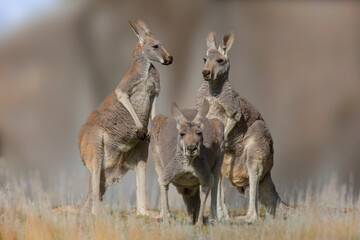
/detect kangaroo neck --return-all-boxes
[126,42,151,78]
[208,74,229,96]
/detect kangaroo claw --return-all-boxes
[145,130,151,142]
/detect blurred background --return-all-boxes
[0,0,359,209]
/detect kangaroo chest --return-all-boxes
[129,67,160,124]
[167,155,211,187]
[205,96,228,125]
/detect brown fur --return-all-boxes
[77,19,172,215]
[196,31,286,222]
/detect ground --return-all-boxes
[0,196,359,240]
[0,172,359,240]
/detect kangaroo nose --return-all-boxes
[202,70,211,77]
[163,55,173,65]
[186,145,197,151]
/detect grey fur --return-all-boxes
[151,101,224,225]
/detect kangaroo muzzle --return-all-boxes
[185,144,199,158]
[202,69,212,81]
[163,55,173,65]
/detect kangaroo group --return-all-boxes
[78,19,287,225]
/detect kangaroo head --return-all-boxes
[202,31,234,81]
[129,19,173,65]
[171,100,210,159]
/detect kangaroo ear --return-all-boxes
[129,20,146,44]
[206,31,217,50]
[198,99,210,117]
[194,99,209,126]
[219,31,235,56]
[171,102,187,126]
[137,19,151,34]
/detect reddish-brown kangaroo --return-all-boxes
[78,19,173,215]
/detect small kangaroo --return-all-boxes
[78,19,173,215]
[151,100,224,225]
[196,31,286,222]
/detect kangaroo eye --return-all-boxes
[153,45,159,49]
[217,59,224,63]
[197,132,202,136]
[203,58,207,63]
[180,132,185,137]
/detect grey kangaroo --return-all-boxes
[151,100,224,225]
[196,31,287,223]
[78,19,173,215]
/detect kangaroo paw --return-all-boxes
[136,128,148,141]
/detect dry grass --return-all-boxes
[0,176,359,240]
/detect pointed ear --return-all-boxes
[206,31,217,50]
[129,20,146,44]
[171,102,187,126]
[219,31,235,55]
[194,99,209,124]
[137,19,151,34]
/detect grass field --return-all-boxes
[0,176,359,240]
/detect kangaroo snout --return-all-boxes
[185,144,199,157]
[163,55,173,65]
[202,69,212,80]
[186,145,197,151]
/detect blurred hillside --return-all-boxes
[0,0,359,207]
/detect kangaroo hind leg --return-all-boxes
[88,134,105,215]
[181,187,200,225]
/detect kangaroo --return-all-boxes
[150,100,224,225]
[78,19,173,215]
[196,31,287,223]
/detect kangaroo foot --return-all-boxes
[234,215,259,224]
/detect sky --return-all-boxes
[0,0,59,34]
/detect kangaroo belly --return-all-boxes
[130,91,152,127]
[173,172,200,188]
[96,90,152,147]
[221,152,249,187]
